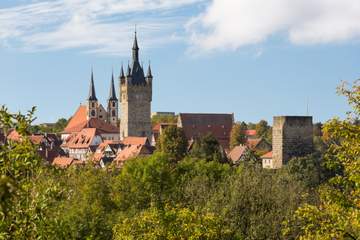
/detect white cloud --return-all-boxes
[187,0,360,52]
[0,0,202,55]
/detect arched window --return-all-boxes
[91,110,96,117]
[112,110,116,117]
[91,102,95,108]
[112,101,116,107]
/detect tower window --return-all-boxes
[112,110,116,117]
[92,102,95,108]
[91,110,96,117]
[112,102,116,107]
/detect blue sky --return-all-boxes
[0,0,359,124]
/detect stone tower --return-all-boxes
[272,116,313,168]
[119,32,152,140]
[87,70,98,119]
[107,72,119,126]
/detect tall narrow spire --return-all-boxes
[88,69,97,101]
[132,30,139,62]
[109,71,117,101]
[146,63,152,78]
[120,64,125,78]
[127,62,131,77]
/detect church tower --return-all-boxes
[107,71,118,126]
[87,70,98,119]
[119,32,152,140]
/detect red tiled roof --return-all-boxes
[7,129,21,142]
[122,137,149,146]
[63,105,119,134]
[152,123,161,132]
[228,145,249,162]
[178,113,233,149]
[244,130,257,136]
[114,144,152,166]
[261,151,272,159]
[29,135,45,145]
[52,157,75,168]
[62,128,98,149]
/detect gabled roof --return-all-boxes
[114,144,152,166]
[63,105,119,134]
[178,113,233,149]
[122,136,149,146]
[227,145,249,162]
[62,128,99,149]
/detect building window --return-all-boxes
[112,102,116,107]
[91,110,96,117]
[92,102,95,108]
[112,110,116,117]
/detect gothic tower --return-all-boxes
[87,70,98,119]
[107,72,118,126]
[119,32,152,140]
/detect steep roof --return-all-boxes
[52,157,75,168]
[228,145,249,162]
[88,70,97,101]
[63,105,119,134]
[178,113,233,149]
[114,144,152,167]
[244,129,257,137]
[108,73,117,101]
[62,128,98,149]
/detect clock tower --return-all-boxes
[119,31,152,140]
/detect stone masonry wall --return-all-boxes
[272,116,313,168]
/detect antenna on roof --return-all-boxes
[306,97,309,116]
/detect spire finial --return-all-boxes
[88,68,97,101]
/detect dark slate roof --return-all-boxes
[120,65,125,78]
[108,73,117,101]
[178,113,234,149]
[146,64,152,78]
[88,70,97,101]
[130,60,146,85]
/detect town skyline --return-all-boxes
[1,0,359,124]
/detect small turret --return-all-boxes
[146,64,153,84]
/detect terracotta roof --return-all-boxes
[261,151,272,159]
[178,113,233,149]
[29,135,45,145]
[62,128,98,149]
[64,105,87,133]
[122,136,149,146]
[63,105,119,134]
[228,145,249,162]
[114,144,152,166]
[52,157,75,168]
[7,129,21,142]
[244,130,257,137]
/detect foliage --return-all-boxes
[230,122,247,149]
[285,81,360,239]
[31,118,68,134]
[158,126,188,161]
[190,133,227,163]
[113,205,233,240]
[151,114,177,126]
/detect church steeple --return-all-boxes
[120,64,125,78]
[109,71,117,101]
[132,31,139,62]
[146,64,153,78]
[88,69,97,101]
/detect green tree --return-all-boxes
[113,205,233,240]
[158,126,188,161]
[0,106,61,239]
[230,122,247,149]
[191,133,226,163]
[284,81,360,239]
[151,114,177,126]
[255,120,269,137]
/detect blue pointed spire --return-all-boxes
[88,68,97,101]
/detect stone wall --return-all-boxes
[120,82,152,140]
[272,116,313,168]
